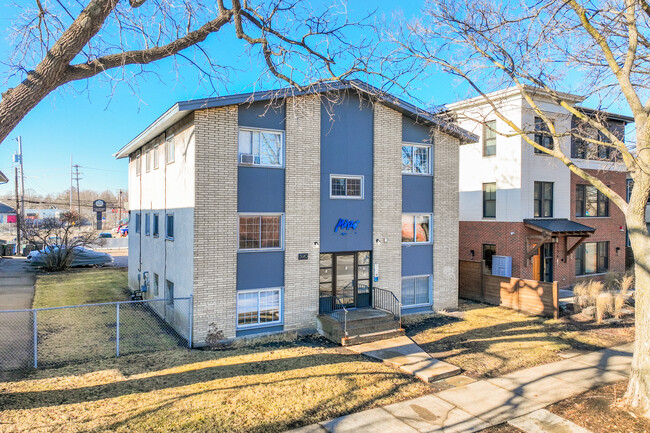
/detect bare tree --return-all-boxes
[382,0,650,415]
[21,211,98,271]
[0,0,374,145]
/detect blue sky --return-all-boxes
[0,1,453,197]
[0,1,632,197]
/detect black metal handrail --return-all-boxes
[372,287,402,328]
[319,295,348,337]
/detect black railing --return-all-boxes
[319,295,348,337]
[372,287,402,328]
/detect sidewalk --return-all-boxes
[288,343,633,433]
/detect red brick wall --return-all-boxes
[568,169,627,282]
[459,169,627,289]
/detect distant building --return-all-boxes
[0,202,16,223]
[449,87,632,289]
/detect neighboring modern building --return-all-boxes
[0,202,16,224]
[115,81,476,345]
[449,87,632,289]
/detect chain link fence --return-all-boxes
[0,297,192,371]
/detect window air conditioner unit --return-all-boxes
[240,154,254,164]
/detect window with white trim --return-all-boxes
[238,129,284,167]
[153,213,159,237]
[166,136,175,164]
[402,144,431,174]
[165,213,174,240]
[134,213,141,234]
[237,288,282,327]
[135,153,141,176]
[401,275,431,306]
[153,273,159,296]
[238,214,283,250]
[153,144,160,169]
[330,175,363,198]
[401,214,431,243]
[144,213,150,236]
[145,148,151,172]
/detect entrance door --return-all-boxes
[319,251,371,310]
[335,254,355,307]
[541,243,554,282]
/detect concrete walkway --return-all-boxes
[347,336,461,383]
[0,257,37,370]
[288,343,633,433]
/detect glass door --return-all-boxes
[335,254,355,307]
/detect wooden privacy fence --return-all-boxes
[459,260,559,319]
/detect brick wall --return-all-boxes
[372,104,403,299]
[193,106,238,342]
[283,96,321,331]
[432,130,461,310]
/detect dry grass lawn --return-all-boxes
[405,300,635,378]
[33,268,183,367]
[0,338,431,433]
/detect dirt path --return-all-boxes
[0,257,36,370]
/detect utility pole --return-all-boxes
[72,164,82,215]
[118,190,122,221]
[17,137,25,224]
[70,155,73,211]
[14,167,21,255]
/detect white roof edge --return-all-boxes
[446,86,585,111]
[114,103,186,159]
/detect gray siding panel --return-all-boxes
[238,167,285,212]
[401,244,433,276]
[238,101,286,130]
[402,116,432,144]
[237,251,285,289]
[320,92,374,253]
[402,175,434,212]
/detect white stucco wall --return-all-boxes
[127,114,195,309]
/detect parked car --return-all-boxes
[98,232,113,238]
[27,246,113,267]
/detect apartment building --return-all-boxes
[449,87,632,289]
[114,82,476,345]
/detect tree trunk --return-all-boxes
[624,198,650,416]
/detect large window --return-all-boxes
[534,182,553,217]
[144,213,151,236]
[572,123,623,160]
[165,280,174,307]
[483,120,496,157]
[330,175,363,199]
[575,241,609,275]
[239,214,283,250]
[238,129,284,167]
[401,275,431,307]
[237,288,282,327]
[166,136,175,164]
[483,183,496,218]
[153,213,159,237]
[576,185,609,217]
[401,214,431,243]
[534,117,554,153]
[483,244,496,274]
[402,144,431,174]
[165,213,174,240]
[134,212,141,234]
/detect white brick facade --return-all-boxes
[433,130,460,310]
[283,96,321,331]
[372,104,403,299]
[193,106,239,342]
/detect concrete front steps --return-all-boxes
[316,308,405,346]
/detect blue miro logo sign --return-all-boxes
[334,218,360,235]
